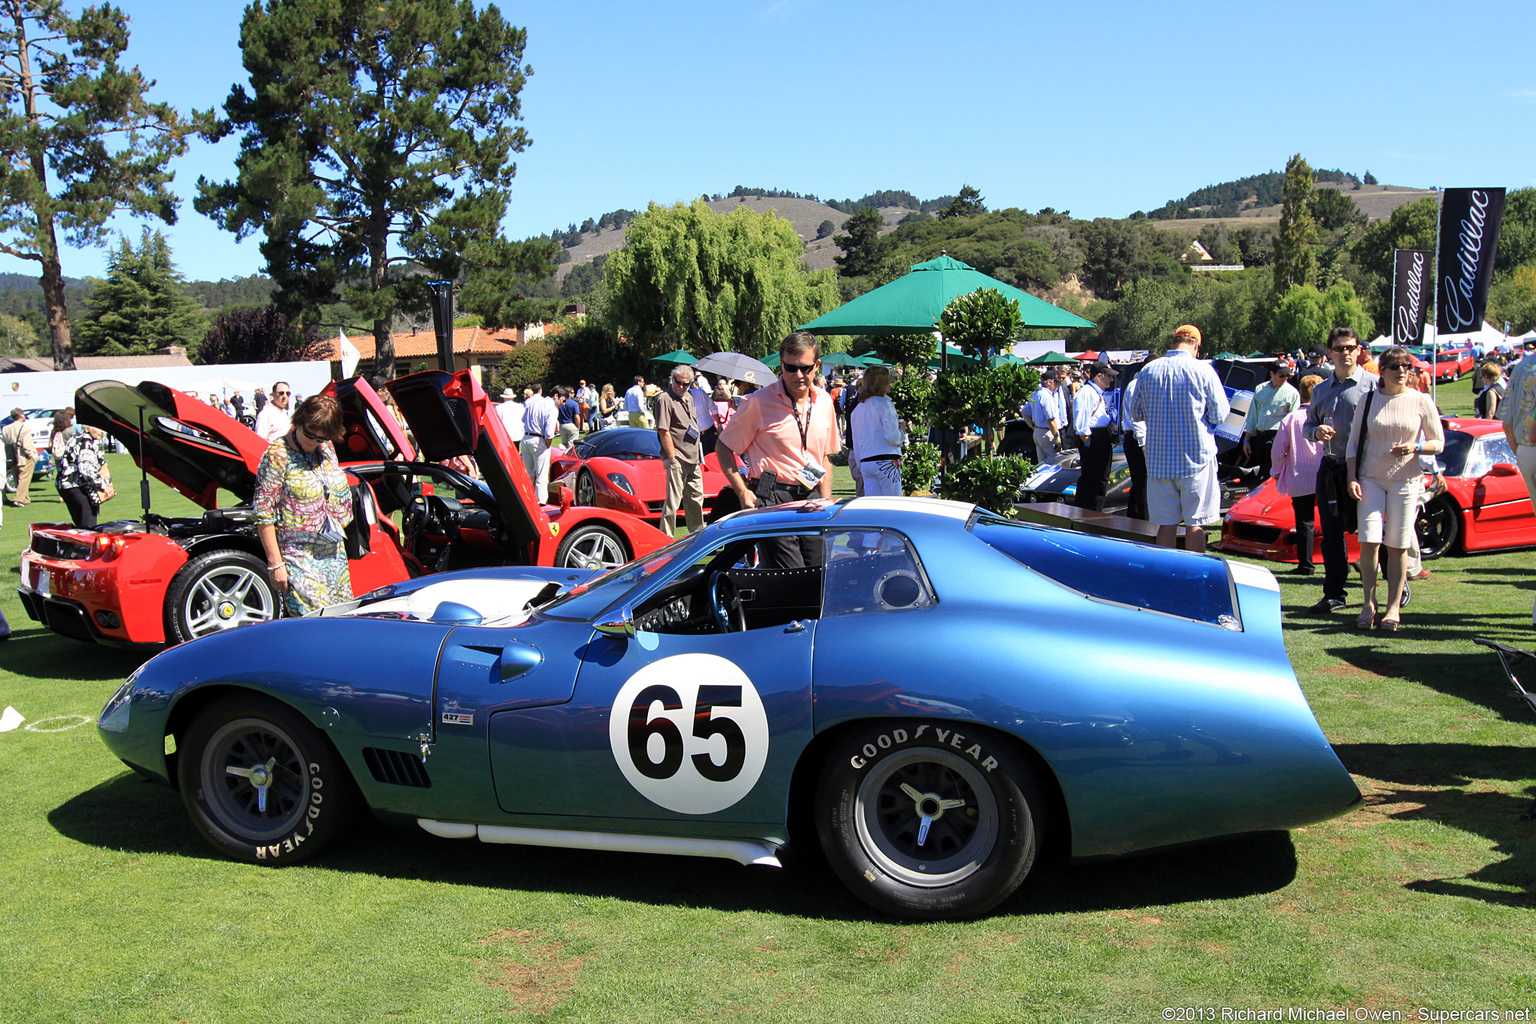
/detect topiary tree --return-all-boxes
[936,453,1035,516]
[929,363,1038,456]
[873,332,937,367]
[939,287,1020,359]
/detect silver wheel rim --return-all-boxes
[855,748,997,887]
[183,564,277,637]
[577,472,595,505]
[563,529,625,569]
[201,717,310,841]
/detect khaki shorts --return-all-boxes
[1147,463,1220,527]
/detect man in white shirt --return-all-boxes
[520,383,559,504]
[497,387,525,444]
[624,376,648,428]
[254,381,292,442]
[1026,373,1062,462]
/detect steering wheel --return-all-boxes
[708,571,746,633]
[402,493,439,543]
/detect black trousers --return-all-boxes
[1291,493,1317,569]
[1248,429,1278,483]
[1123,433,1147,521]
[750,480,825,568]
[1073,427,1115,511]
[60,486,98,529]
[1316,459,1353,600]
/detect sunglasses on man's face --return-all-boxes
[1330,345,1358,354]
[782,362,817,375]
[274,390,291,397]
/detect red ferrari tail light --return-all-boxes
[91,535,126,561]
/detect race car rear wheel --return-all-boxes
[817,721,1041,919]
[177,696,356,864]
[555,522,629,570]
[165,549,279,644]
[1416,493,1460,561]
[575,469,597,506]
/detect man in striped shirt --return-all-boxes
[1128,325,1230,552]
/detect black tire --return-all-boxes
[1416,493,1461,561]
[176,696,356,864]
[575,468,597,507]
[164,549,279,645]
[816,721,1041,919]
[554,521,629,570]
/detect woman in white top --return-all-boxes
[1346,346,1444,630]
[850,366,905,497]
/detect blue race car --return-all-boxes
[98,496,1360,919]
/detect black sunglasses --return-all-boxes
[300,427,328,442]
[1380,362,1413,371]
[782,361,817,375]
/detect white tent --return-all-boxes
[1374,320,1509,352]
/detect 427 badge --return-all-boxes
[608,653,769,815]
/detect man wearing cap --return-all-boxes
[497,387,526,444]
[716,330,841,568]
[1241,360,1300,483]
[1071,362,1118,511]
[1128,324,1230,552]
[1027,373,1063,463]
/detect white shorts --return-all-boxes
[1357,476,1420,549]
[1147,463,1220,528]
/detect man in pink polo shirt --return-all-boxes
[716,330,842,568]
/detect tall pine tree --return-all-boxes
[196,0,551,379]
[0,1,209,369]
[1274,153,1319,293]
[74,228,208,356]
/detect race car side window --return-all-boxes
[821,530,934,618]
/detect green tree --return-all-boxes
[938,185,986,219]
[1309,188,1367,232]
[1494,188,1536,276]
[73,229,208,356]
[1349,196,1438,326]
[1274,153,1319,292]
[939,288,1020,359]
[603,200,840,359]
[493,338,552,395]
[833,207,888,278]
[1490,265,1536,334]
[196,0,546,380]
[0,310,38,356]
[1270,281,1371,353]
[1364,170,1378,186]
[0,1,208,369]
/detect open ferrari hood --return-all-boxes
[75,379,268,507]
[324,376,416,464]
[383,369,550,547]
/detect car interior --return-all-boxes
[630,529,934,635]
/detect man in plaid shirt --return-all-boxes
[1128,324,1230,552]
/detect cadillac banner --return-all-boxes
[1391,248,1432,346]
[1436,188,1505,336]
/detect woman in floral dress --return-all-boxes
[254,395,354,617]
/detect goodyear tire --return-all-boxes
[555,522,629,570]
[817,721,1040,919]
[164,549,279,644]
[177,696,356,865]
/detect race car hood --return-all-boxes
[323,375,416,464]
[75,379,267,507]
[383,369,550,547]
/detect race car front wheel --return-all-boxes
[164,549,279,644]
[1416,493,1460,561]
[177,696,356,865]
[817,721,1041,919]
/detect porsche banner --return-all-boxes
[1436,188,1505,336]
[1391,248,1432,346]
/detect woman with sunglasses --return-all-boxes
[254,395,355,617]
[1345,346,1443,630]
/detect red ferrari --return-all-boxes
[16,371,670,647]
[1424,346,1475,383]
[1218,417,1534,564]
[551,426,736,524]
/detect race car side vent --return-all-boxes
[363,747,433,788]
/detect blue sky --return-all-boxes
[5,0,1533,284]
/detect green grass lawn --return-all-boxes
[3,420,1534,1022]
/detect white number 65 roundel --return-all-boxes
[608,653,769,815]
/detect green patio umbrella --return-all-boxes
[799,255,1095,336]
[855,354,887,366]
[989,353,1028,367]
[1027,350,1079,365]
[761,352,780,369]
[818,351,862,367]
[650,349,696,366]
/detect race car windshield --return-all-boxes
[539,532,695,621]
